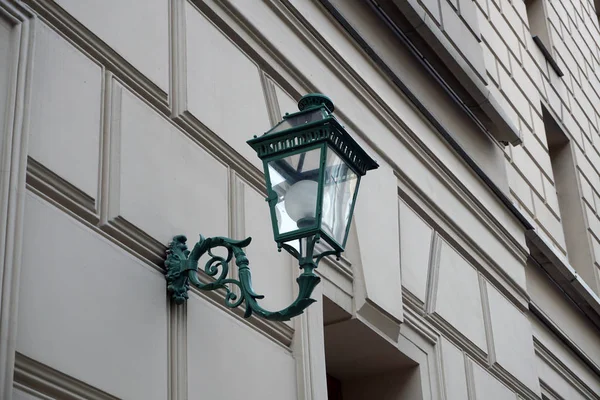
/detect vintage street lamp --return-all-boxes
[165,94,378,321]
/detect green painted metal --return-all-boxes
[165,234,338,321]
[298,93,334,112]
[164,93,379,321]
[262,143,326,245]
[247,94,378,176]
[248,93,378,257]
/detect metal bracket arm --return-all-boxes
[165,234,336,321]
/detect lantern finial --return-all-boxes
[298,93,334,113]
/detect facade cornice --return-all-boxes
[534,337,599,399]
[530,300,600,377]
[527,230,600,331]
[365,0,522,145]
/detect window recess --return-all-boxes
[543,105,598,291]
[525,0,564,77]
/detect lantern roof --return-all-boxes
[247,93,379,176]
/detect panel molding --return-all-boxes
[530,301,600,377]
[291,286,328,400]
[427,313,489,366]
[98,78,179,266]
[465,356,477,400]
[13,353,118,400]
[404,300,542,400]
[19,0,168,109]
[168,303,187,400]
[424,232,442,314]
[534,337,599,400]
[26,157,97,222]
[260,70,282,126]
[172,0,271,194]
[539,381,564,400]
[480,275,497,366]
[398,178,530,313]
[0,2,33,398]
[170,0,187,117]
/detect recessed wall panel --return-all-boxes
[440,338,469,400]
[472,362,516,400]
[187,294,297,400]
[184,2,270,169]
[435,240,487,351]
[17,192,168,400]
[487,283,540,394]
[28,21,102,199]
[118,88,229,244]
[399,199,432,302]
[55,0,169,90]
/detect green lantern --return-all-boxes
[247,93,378,258]
[165,93,378,321]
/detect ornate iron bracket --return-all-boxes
[165,234,338,321]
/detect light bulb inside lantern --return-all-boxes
[285,180,318,226]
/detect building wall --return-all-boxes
[0,0,599,400]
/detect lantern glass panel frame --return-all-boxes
[262,142,362,257]
[248,94,379,259]
[263,143,326,244]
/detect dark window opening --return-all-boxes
[322,297,422,399]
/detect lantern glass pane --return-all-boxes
[267,147,322,235]
[321,148,358,246]
[265,109,327,135]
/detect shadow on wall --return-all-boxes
[323,297,423,399]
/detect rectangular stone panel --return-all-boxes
[399,199,433,303]
[55,0,169,90]
[440,338,469,400]
[118,86,229,244]
[486,282,540,393]
[187,294,297,400]
[28,21,102,199]
[184,2,270,169]
[536,355,587,400]
[435,240,487,351]
[471,362,516,400]
[18,192,168,400]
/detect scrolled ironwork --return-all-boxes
[165,233,338,321]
